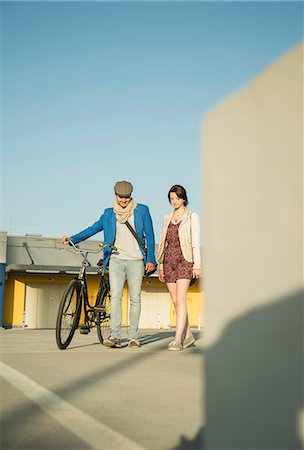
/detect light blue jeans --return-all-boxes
[109,257,144,340]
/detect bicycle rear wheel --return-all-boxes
[96,289,111,344]
[56,279,82,349]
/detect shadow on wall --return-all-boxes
[205,289,303,450]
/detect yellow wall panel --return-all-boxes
[4,278,25,326]
[3,278,14,324]
[122,283,128,325]
[12,280,25,325]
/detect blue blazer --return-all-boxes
[70,204,156,268]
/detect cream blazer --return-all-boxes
[157,209,201,271]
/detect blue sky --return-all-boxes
[1,1,303,241]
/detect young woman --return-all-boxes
[157,185,201,351]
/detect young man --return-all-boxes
[61,181,156,348]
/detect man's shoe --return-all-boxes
[128,339,141,348]
[168,340,183,351]
[103,337,122,348]
[182,336,196,349]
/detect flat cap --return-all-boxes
[114,181,133,197]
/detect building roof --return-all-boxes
[5,235,106,274]
[2,233,159,276]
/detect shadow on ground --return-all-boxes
[173,426,204,449]
[205,289,303,449]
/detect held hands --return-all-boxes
[61,236,70,245]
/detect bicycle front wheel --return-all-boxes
[96,289,111,344]
[56,279,82,349]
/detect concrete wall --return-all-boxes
[0,232,7,264]
[203,42,303,449]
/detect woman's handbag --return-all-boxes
[190,276,196,286]
[125,221,158,276]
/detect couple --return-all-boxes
[61,181,201,351]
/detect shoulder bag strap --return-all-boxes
[125,221,147,255]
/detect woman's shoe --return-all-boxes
[168,340,183,351]
[182,336,196,349]
[128,338,141,348]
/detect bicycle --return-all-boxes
[56,240,116,350]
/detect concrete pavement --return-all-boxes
[0,328,204,450]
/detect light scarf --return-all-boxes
[114,199,137,224]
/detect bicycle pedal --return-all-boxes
[80,327,90,335]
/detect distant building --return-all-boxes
[0,232,204,330]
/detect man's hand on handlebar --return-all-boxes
[61,236,70,245]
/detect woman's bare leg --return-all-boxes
[167,279,193,343]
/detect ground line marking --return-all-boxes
[0,361,145,450]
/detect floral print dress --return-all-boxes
[163,222,193,283]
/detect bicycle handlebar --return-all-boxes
[67,239,117,254]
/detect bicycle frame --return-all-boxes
[68,241,111,328]
[56,240,115,349]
